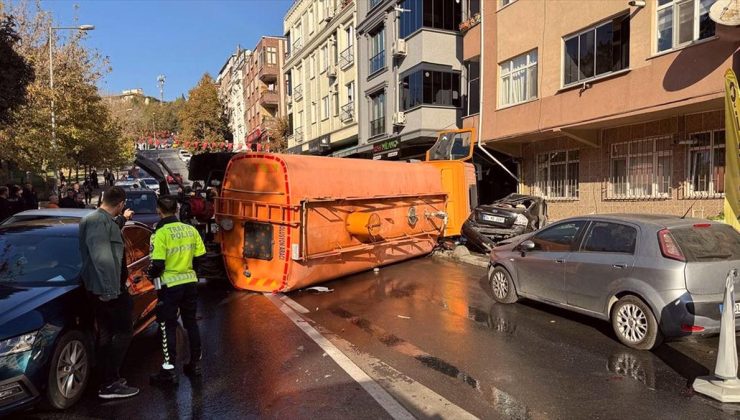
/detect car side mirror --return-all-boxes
[520,240,535,253]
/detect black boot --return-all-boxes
[150,368,178,386]
[184,360,201,377]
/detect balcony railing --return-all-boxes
[340,102,354,123]
[339,45,354,69]
[291,38,303,56]
[260,90,279,107]
[369,50,385,75]
[369,116,385,137]
[293,84,303,101]
[293,127,304,144]
[258,64,279,82]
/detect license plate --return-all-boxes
[483,215,506,224]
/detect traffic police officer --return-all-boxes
[147,196,206,385]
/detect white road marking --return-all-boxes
[278,293,310,314]
[265,293,415,420]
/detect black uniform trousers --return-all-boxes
[89,292,133,385]
[156,282,201,367]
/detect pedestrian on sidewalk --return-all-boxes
[148,196,206,386]
[23,183,38,210]
[78,186,139,399]
[91,168,99,189]
[59,189,76,208]
[46,194,60,208]
[83,178,94,205]
[8,185,24,216]
[0,186,11,222]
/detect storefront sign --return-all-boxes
[372,138,400,154]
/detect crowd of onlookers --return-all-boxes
[0,183,39,221]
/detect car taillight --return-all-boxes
[681,324,705,333]
[658,229,685,261]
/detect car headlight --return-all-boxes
[0,331,38,357]
[219,217,234,231]
[514,214,529,226]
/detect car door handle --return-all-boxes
[612,264,627,269]
[555,259,565,264]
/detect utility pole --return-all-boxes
[157,74,166,105]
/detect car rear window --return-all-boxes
[670,224,740,262]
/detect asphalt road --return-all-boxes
[19,256,740,419]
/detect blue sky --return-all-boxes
[42,0,291,101]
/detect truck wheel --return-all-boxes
[489,266,518,304]
[611,296,663,350]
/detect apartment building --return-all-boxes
[343,0,473,160]
[242,36,288,151]
[466,0,733,220]
[217,46,249,151]
[283,0,359,156]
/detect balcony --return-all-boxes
[369,116,385,137]
[294,127,304,144]
[293,84,303,101]
[258,64,279,82]
[259,89,279,107]
[291,38,303,57]
[340,102,354,123]
[339,45,354,70]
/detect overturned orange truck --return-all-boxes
[215,129,478,292]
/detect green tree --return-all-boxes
[179,73,230,143]
[0,13,34,126]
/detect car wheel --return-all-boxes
[489,266,518,304]
[610,296,663,351]
[47,330,91,410]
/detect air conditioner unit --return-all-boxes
[392,111,406,126]
[327,66,337,78]
[392,39,407,57]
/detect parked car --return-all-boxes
[114,180,142,190]
[178,150,192,163]
[462,194,548,251]
[487,214,740,350]
[137,177,160,194]
[124,190,159,227]
[0,209,156,415]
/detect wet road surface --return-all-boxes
[17,256,740,419]
[291,256,740,419]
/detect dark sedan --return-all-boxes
[0,210,157,415]
[462,194,548,251]
[488,214,740,350]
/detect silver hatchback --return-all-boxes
[487,214,740,350]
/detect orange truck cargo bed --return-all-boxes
[216,153,448,292]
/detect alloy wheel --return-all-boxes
[616,303,648,343]
[491,271,509,300]
[56,340,88,399]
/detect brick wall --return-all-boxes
[520,110,725,221]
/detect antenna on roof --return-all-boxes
[681,200,698,219]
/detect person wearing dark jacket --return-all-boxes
[148,196,206,385]
[23,183,38,210]
[0,186,11,222]
[78,186,139,399]
[7,185,24,215]
[59,189,76,208]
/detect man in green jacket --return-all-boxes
[79,186,139,399]
[148,196,206,385]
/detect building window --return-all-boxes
[500,0,516,7]
[536,150,579,199]
[609,137,672,199]
[369,0,383,10]
[311,102,317,124]
[310,55,316,79]
[399,0,463,38]
[369,26,385,75]
[322,96,330,120]
[369,90,385,137]
[563,15,629,87]
[687,130,725,197]
[308,7,315,34]
[400,69,461,111]
[333,91,340,116]
[466,60,480,116]
[657,0,715,53]
[267,47,277,65]
[499,50,537,107]
[321,45,329,72]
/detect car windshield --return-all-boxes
[0,231,81,284]
[671,224,740,262]
[125,193,157,214]
[143,179,158,185]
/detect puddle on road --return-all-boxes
[328,306,536,419]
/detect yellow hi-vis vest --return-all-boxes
[150,221,206,287]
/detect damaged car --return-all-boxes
[462,194,548,252]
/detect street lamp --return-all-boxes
[48,24,95,191]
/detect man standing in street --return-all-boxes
[78,186,140,399]
[0,186,11,221]
[148,196,206,386]
[59,188,76,208]
[22,183,38,210]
